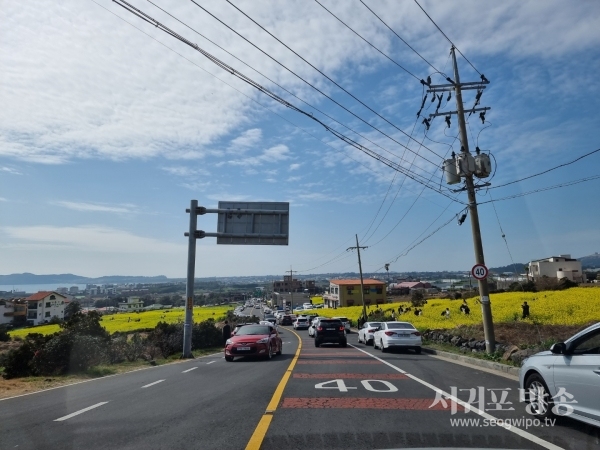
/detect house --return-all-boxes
[323,279,386,308]
[118,296,144,312]
[388,281,431,295]
[1,299,27,326]
[528,255,584,283]
[24,291,68,326]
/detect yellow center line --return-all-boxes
[245,328,302,450]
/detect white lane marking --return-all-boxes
[141,379,165,388]
[182,367,198,373]
[54,402,109,422]
[206,361,216,365]
[349,344,562,450]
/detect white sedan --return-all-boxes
[373,321,422,354]
[357,321,382,346]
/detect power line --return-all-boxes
[480,174,600,204]
[359,0,442,75]
[490,147,600,190]
[488,191,522,286]
[314,0,421,81]
[221,0,446,161]
[111,0,461,202]
[146,0,439,181]
[412,0,482,77]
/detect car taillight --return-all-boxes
[339,326,345,331]
[317,327,323,331]
[367,328,377,333]
[412,331,421,336]
[384,331,395,336]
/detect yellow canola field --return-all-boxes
[9,305,233,338]
[312,287,600,330]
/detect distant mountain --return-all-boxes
[580,253,600,269]
[488,263,526,274]
[0,273,169,285]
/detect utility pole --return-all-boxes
[286,266,297,311]
[347,234,368,321]
[182,199,198,359]
[428,47,495,353]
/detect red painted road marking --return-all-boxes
[296,360,382,365]
[293,373,408,379]
[281,397,463,410]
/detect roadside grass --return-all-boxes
[0,347,222,400]
[422,340,519,367]
[9,305,232,338]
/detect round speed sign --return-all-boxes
[471,264,488,280]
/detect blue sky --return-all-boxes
[1,0,599,278]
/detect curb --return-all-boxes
[422,347,520,377]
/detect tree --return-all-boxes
[410,290,425,307]
[64,300,81,319]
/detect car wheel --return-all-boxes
[525,373,554,418]
[276,343,282,355]
[367,338,373,346]
[415,347,422,354]
[314,339,321,348]
[266,345,273,360]
[380,340,387,352]
[225,356,233,362]
[373,339,378,349]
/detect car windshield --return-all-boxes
[387,323,415,330]
[235,325,271,336]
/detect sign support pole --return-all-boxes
[182,199,198,358]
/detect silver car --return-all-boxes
[519,322,600,427]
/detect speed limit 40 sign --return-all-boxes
[471,264,488,280]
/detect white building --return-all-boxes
[0,300,15,325]
[24,291,67,326]
[528,255,584,282]
[118,296,144,312]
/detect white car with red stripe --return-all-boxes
[373,321,422,354]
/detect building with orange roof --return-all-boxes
[24,291,67,326]
[324,279,386,308]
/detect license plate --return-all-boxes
[326,328,335,330]
[238,347,251,351]
[399,334,409,337]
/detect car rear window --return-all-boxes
[297,318,307,322]
[387,323,415,330]
[319,320,342,325]
[367,322,381,328]
[336,317,349,322]
[236,325,271,335]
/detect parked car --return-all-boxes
[334,317,351,333]
[314,318,346,347]
[225,324,282,361]
[357,321,382,346]
[294,317,310,330]
[519,322,600,427]
[373,321,421,353]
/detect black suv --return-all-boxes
[314,318,347,347]
[279,314,293,325]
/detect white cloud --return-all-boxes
[1,225,183,254]
[289,163,302,171]
[0,197,7,202]
[228,128,262,153]
[162,166,209,177]
[52,201,135,214]
[228,144,291,166]
[1,166,22,175]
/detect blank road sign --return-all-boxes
[216,201,289,245]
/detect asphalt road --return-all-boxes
[1,318,598,450]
